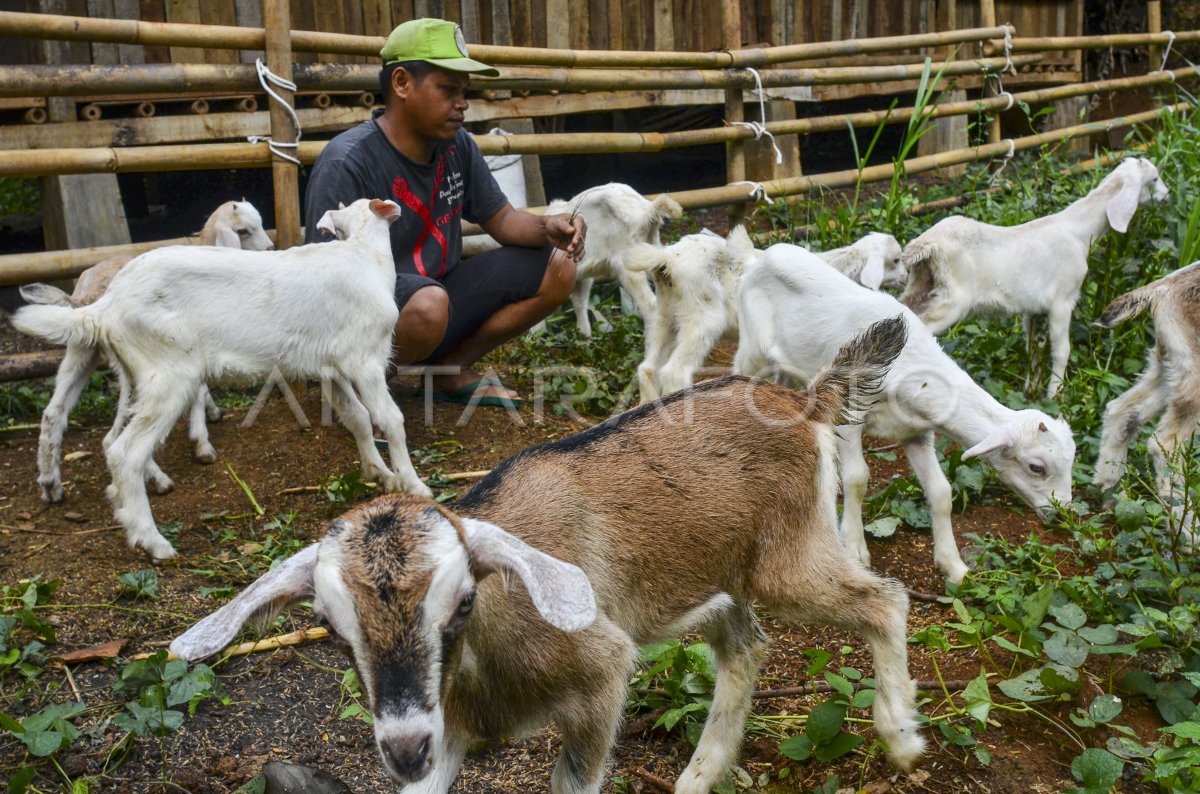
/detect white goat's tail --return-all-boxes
[651,193,683,223]
[11,303,103,349]
[623,241,669,274]
[19,283,74,307]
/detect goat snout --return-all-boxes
[379,732,434,782]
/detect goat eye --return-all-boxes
[236,228,250,237]
[457,592,475,618]
[1029,462,1047,476]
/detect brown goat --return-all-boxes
[171,316,925,792]
[1094,261,1200,539]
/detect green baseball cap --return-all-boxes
[380,18,499,76]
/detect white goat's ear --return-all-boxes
[369,198,402,223]
[20,283,72,307]
[460,518,596,633]
[859,253,886,290]
[1106,179,1143,234]
[213,223,240,248]
[961,427,1018,460]
[315,209,340,237]
[169,543,319,660]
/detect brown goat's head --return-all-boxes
[169,494,596,785]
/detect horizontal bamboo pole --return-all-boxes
[0,104,1181,286]
[0,11,1013,69]
[1011,31,1200,52]
[0,350,65,383]
[664,103,1186,211]
[0,54,1035,99]
[0,229,278,286]
[483,56,1036,91]
[0,62,1190,180]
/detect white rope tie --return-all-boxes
[989,138,1016,185]
[1002,26,1015,75]
[1156,30,1177,73]
[731,180,773,204]
[248,58,302,165]
[728,67,783,165]
[998,91,1015,111]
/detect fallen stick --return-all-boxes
[3,524,119,536]
[632,767,676,793]
[134,626,329,661]
[753,678,973,699]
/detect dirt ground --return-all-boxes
[0,342,1164,794]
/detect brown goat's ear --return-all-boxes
[460,518,596,633]
[169,543,319,660]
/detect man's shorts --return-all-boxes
[395,244,554,363]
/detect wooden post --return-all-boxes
[263,0,301,249]
[722,0,745,225]
[979,0,1001,146]
[39,0,131,256]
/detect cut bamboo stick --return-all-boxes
[132,626,330,662]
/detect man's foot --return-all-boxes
[428,375,523,409]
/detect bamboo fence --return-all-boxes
[0,100,1186,289]
[0,11,1194,290]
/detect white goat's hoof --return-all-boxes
[408,480,434,500]
[940,559,969,586]
[148,473,175,495]
[192,443,218,464]
[139,535,177,561]
[205,405,223,422]
[39,481,64,503]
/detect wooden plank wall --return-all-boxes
[9,0,1085,65]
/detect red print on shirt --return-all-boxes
[391,154,450,278]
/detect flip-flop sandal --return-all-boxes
[428,377,524,409]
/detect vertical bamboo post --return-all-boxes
[264,0,301,249]
[979,0,1001,146]
[1147,1,1163,68]
[722,0,745,225]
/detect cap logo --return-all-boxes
[454,26,468,57]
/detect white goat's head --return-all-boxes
[316,198,403,242]
[211,199,275,251]
[1104,157,1170,234]
[962,410,1075,519]
[169,495,595,785]
[854,232,906,290]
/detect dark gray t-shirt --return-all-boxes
[303,109,508,280]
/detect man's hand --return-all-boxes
[544,213,587,263]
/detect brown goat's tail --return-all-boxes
[808,316,908,426]
[1099,285,1156,328]
[1101,261,1200,328]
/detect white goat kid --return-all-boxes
[12,199,430,560]
[631,228,903,402]
[630,226,756,402]
[1093,261,1200,539]
[735,244,1075,584]
[19,200,274,503]
[545,183,682,337]
[899,157,1169,397]
[172,318,925,793]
